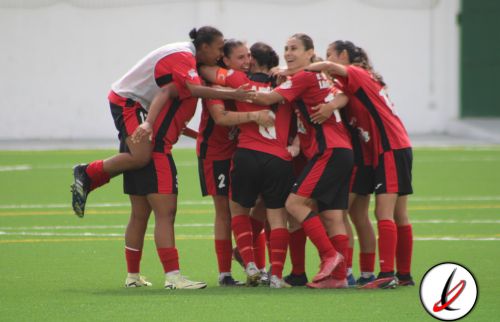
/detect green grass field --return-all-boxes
[1,147,499,321]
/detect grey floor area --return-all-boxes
[1,118,499,150]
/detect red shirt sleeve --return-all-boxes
[338,65,368,95]
[274,72,309,102]
[155,52,201,100]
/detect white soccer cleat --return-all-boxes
[270,275,292,289]
[125,274,152,288]
[164,273,207,290]
[245,262,261,287]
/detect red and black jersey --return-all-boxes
[215,69,293,161]
[111,42,201,110]
[152,97,199,154]
[335,65,411,166]
[196,98,238,160]
[275,71,352,160]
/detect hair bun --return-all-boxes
[189,28,198,40]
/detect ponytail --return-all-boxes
[189,26,223,49]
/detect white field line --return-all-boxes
[1,196,499,210]
[0,231,498,241]
[0,220,498,232]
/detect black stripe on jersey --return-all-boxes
[248,72,271,83]
[197,158,209,196]
[296,100,326,154]
[354,88,391,151]
[342,112,364,165]
[153,98,182,153]
[155,74,173,87]
[199,116,215,159]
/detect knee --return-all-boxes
[285,197,296,214]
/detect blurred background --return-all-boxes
[1,0,499,149]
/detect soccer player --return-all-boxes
[307,40,414,288]
[250,34,353,289]
[70,26,253,218]
[200,42,295,288]
[196,39,274,286]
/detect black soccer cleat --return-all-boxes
[71,164,91,218]
[283,272,308,287]
[219,275,245,287]
[396,273,415,286]
[358,272,397,289]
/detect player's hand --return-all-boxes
[131,121,153,143]
[235,83,256,103]
[287,144,300,158]
[252,110,275,128]
[310,103,333,124]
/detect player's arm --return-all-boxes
[208,102,274,127]
[310,93,349,124]
[186,82,253,102]
[287,135,301,158]
[131,83,178,143]
[251,91,285,106]
[306,61,348,77]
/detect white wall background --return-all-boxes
[0,0,460,140]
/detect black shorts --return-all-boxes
[108,91,147,141]
[123,153,178,196]
[230,148,293,209]
[349,164,375,195]
[198,158,231,197]
[293,148,353,211]
[374,148,413,195]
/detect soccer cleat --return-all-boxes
[71,164,91,218]
[219,275,245,287]
[396,273,415,286]
[356,274,376,286]
[306,277,348,289]
[269,275,291,289]
[284,273,308,286]
[232,247,245,269]
[260,269,270,285]
[245,262,261,287]
[312,252,344,283]
[347,274,356,287]
[164,273,207,290]
[359,272,397,289]
[125,275,152,288]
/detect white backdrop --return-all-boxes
[0,0,459,140]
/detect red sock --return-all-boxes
[269,228,289,278]
[214,239,232,273]
[396,225,413,275]
[125,247,142,273]
[265,226,271,264]
[157,247,179,273]
[360,252,376,273]
[231,215,255,266]
[377,220,397,273]
[302,215,336,259]
[289,228,306,275]
[250,218,266,270]
[86,160,110,191]
[346,247,354,271]
[330,235,349,279]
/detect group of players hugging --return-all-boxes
[71,26,414,290]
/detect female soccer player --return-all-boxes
[250,34,353,289]
[196,39,274,286]
[200,41,295,288]
[307,40,414,288]
[70,26,253,218]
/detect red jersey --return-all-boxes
[215,69,292,161]
[196,98,238,160]
[275,71,352,160]
[336,66,411,166]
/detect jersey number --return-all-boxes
[217,174,226,189]
[379,88,396,114]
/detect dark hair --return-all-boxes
[330,40,385,86]
[215,39,245,68]
[290,33,316,62]
[250,42,279,70]
[189,26,223,49]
